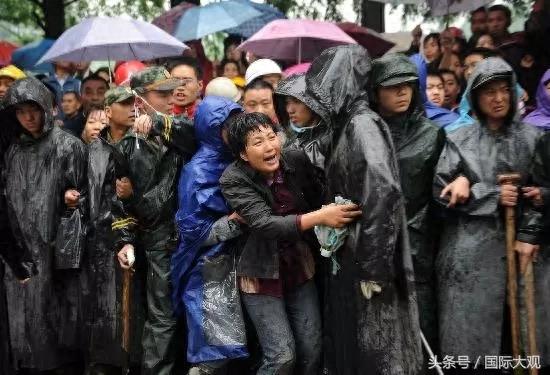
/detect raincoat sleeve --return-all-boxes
[0,173,35,280]
[201,216,243,248]
[54,138,89,269]
[220,166,301,242]
[151,113,197,159]
[434,139,500,217]
[517,135,549,244]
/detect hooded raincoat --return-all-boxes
[524,69,550,131]
[433,58,547,362]
[171,96,247,364]
[370,53,446,348]
[1,78,88,370]
[306,45,422,375]
[274,74,332,171]
[85,126,145,367]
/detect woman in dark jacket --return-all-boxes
[220,112,361,375]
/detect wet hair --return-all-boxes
[84,104,104,120]
[488,5,512,26]
[471,6,487,17]
[165,56,203,80]
[426,67,444,82]
[226,112,277,156]
[80,74,109,93]
[244,78,274,95]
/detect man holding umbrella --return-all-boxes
[114,66,196,375]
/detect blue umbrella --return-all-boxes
[39,16,187,64]
[174,0,261,41]
[12,39,55,72]
[226,0,286,39]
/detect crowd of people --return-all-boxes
[1,2,550,375]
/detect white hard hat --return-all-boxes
[245,59,282,85]
[205,77,241,102]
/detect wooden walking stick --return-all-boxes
[523,259,539,375]
[122,268,132,374]
[498,173,522,373]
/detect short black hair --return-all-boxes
[81,74,109,93]
[439,68,459,83]
[424,33,441,48]
[221,59,240,72]
[63,91,80,100]
[426,67,444,83]
[85,104,104,120]
[466,47,502,59]
[488,4,512,24]
[471,6,487,17]
[95,66,114,81]
[244,78,274,95]
[165,56,203,80]
[226,112,277,156]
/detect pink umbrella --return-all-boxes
[283,62,311,77]
[238,19,357,63]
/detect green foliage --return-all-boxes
[266,0,342,21]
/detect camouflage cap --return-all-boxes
[104,86,135,106]
[130,66,182,94]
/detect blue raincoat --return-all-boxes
[410,53,460,130]
[171,96,248,363]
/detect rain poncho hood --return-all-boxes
[1,77,88,370]
[0,77,55,139]
[307,45,422,375]
[525,69,550,130]
[410,52,459,129]
[467,57,518,126]
[172,96,247,363]
[275,73,332,170]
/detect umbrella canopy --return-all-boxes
[0,41,18,66]
[152,1,197,35]
[283,62,311,77]
[337,22,395,58]
[226,0,286,39]
[238,19,357,63]
[428,0,492,16]
[39,16,188,64]
[12,39,55,71]
[174,0,261,41]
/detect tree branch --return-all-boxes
[64,0,78,6]
[32,9,45,30]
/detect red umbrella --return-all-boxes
[0,40,18,67]
[337,22,395,58]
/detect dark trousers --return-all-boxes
[241,280,321,375]
[142,249,178,375]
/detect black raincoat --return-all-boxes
[370,53,446,348]
[1,78,88,370]
[85,126,145,367]
[306,45,422,375]
[113,113,195,252]
[274,73,332,171]
[433,58,546,361]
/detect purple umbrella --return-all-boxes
[38,16,188,64]
[238,19,357,63]
[152,2,197,35]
